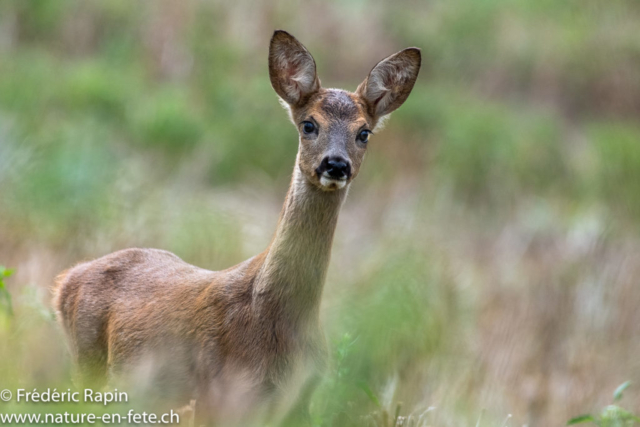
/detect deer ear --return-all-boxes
[356,48,421,118]
[269,30,320,106]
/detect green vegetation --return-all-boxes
[1,0,639,425]
[568,382,640,426]
[0,266,14,319]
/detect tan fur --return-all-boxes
[52,30,420,425]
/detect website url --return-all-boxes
[0,410,179,424]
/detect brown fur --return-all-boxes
[52,30,420,425]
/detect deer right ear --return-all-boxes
[269,30,320,106]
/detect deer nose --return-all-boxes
[321,157,351,179]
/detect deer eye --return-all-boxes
[357,130,371,143]
[302,121,316,134]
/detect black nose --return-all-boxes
[320,156,351,179]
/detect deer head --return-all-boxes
[268,30,421,191]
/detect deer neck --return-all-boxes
[254,154,347,323]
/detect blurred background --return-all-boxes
[1,0,640,425]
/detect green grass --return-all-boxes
[568,382,640,427]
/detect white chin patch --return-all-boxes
[320,176,347,190]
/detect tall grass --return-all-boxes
[1,0,639,425]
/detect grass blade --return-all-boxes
[567,414,595,425]
[613,381,631,401]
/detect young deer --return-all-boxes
[53,30,420,425]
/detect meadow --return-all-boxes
[1,0,640,425]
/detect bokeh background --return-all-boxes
[1,0,640,426]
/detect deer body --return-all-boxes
[53,31,420,425]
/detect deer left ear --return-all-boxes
[356,48,421,118]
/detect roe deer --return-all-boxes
[53,30,420,426]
